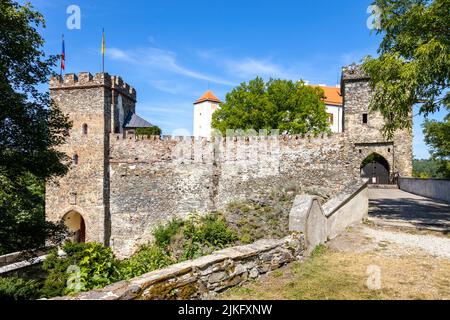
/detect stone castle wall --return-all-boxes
[108,133,362,257]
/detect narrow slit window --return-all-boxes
[82,124,88,135]
[72,154,79,166]
[362,113,368,124]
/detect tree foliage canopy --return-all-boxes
[362,0,449,137]
[422,111,450,177]
[135,125,162,136]
[212,77,330,135]
[0,1,71,254]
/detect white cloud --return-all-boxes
[107,48,135,62]
[224,57,295,79]
[106,47,235,86]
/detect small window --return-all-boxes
[72,154,79,166]
[82,124,88,135]
[362,113,368,124]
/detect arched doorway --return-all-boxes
[62,211,86,243]
[361,153,390,184]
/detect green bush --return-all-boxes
[184,213,237,247]
[119,245,173,279]
[0,277,41,301]
[153,218,184,249]
[41,242,120,297]
[135,126,162,136]
[181,213,237,260]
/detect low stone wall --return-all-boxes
[399,177,450,203]
[324,181,369,239]
[53,234,304,300]
[0,248,60,276]
[0,251,25,268]
[289,180,369,251]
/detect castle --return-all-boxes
[45,65,413,258]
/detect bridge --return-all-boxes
[368,185,450,233]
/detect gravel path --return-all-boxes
[363,226,450,259]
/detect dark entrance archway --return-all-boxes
[361,153,390,184]
[62,211,86,243]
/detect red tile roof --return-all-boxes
[194,90,222,104]
[311,85,343,106]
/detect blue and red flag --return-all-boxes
[61,34,65,73]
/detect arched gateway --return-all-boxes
[62,211,86,243]
[360,153,391,184]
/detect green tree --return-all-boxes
[212,77,330,135]
[412,158,447,178]
[422,111,450,178]
[0,1,71,254]
[362,0,449,137]
[135,126,162,136]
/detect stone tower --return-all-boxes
[45,72,136,246]
[341,64,413,180]
[193,90,221,138]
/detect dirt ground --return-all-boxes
[219,223,450,300]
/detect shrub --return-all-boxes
[181,213,237,260]
[0,277,41,301]
[153,218,184,249]
[41,242,120,297]
[135,126,162,136]
[119,245,173,279]
[188,213,237,247]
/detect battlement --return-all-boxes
[111,132,338,143]
[341,64,370,82]
[50,72,137,101]
[109,132,346,165]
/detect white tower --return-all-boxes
[193,90,222,138]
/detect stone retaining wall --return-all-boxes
[399,177,450,203]
[289,180,369,252]
[53,234,304,300]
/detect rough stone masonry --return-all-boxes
[45,64,413,258]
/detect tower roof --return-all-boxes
[124,112,154,129]
[194,90,222,105]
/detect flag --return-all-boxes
[102,29,105,72]
[61,34,65,73]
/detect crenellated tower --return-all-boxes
[46,72,136,246]
[341,64,413,182]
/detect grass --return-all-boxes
[220,246,450,300]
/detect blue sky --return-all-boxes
[30,0,446,159]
